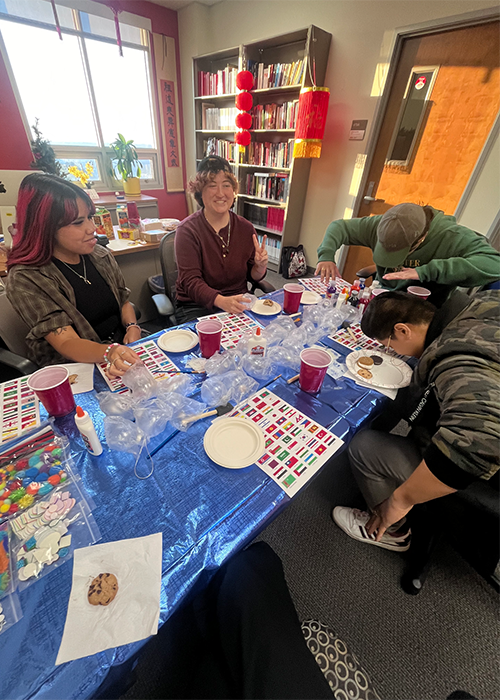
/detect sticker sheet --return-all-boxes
[300,276,352,296]
[97,340,180,392]
[201,313,262,350]
[228,389,343,497]
[0,377,40,445]
[328,322,384,353]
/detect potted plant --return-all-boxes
[110,133,142,196]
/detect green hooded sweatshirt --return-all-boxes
[317,208,500,299]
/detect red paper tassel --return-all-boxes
[294,87,330,158]
[111,8,123,57]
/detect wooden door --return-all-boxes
[342,21,500,282]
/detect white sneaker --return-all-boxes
[332,506,411,552]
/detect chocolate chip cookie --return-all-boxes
[357,368,373,380]
[88,573,119,606]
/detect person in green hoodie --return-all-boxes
[316,203,500,306]
[332,289,500,552]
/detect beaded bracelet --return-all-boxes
[103,342,120,363]
[125,322,141,330]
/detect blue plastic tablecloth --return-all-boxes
[0,322,385,700]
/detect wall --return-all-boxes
[0,0,187,220]
[457,121,500,236]
[178,0,498,267]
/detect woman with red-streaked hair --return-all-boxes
[6,173,140,376]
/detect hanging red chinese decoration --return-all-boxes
[235,70,254,152]
[293,87,330,158]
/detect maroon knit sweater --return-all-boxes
[175,209,263,309]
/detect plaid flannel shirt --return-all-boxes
[6,245,130,367]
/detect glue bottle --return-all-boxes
[248,327,267,357]
[75,405,103,456]
[335,287,349,309]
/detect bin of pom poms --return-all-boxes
[0,442,68,524]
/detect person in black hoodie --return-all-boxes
[331,289,500,552]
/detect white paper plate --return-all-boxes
[301,290,321,305]
[346,350,412,389]
[204,417,265,469]
[157,329,198,353]
[251,299,282,316]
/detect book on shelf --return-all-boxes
[242,140,294,168]
[251,100,298,130]
[198,64,238,96]
[201,106,237,130]
[245,172,289,202]
[256,232,282,263]
[243,201,285,233]
[247,59,305,90]
[203,137,237,162]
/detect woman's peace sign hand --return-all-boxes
[253,234,268,268]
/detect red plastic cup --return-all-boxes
[283,283,304,314]
[371,288,389,298]
[407,286,431,300]
[196,319,223,358]
[299,348,332,394]
[27,365,76,417]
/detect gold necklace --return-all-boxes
[213,218,231,258]
[58,256,92,285]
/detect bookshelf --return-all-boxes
[192,27,332,271]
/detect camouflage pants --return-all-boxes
[348,429,423,510]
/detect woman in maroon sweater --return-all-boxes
[175,156,268,322]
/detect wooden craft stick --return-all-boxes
[182,409,218,426]
[287,373,300,384]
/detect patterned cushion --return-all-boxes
[301,620,380,700]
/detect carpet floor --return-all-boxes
[122,448,499,700]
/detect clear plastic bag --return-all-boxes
[0,522,14,600]
[226,371,258,404]
[169,395,207,432]
[205,351,238,376]
[96,391,134,420]
[201,376,233,407]
[14,490,100,591]
[274,315,297,332]
[133,399,172,439]
[262,322,288,347]
[0,592,22,636]
[267,345,301,371]
[242,355,277,381]
[157,374,194,397]
[0,434,75,526]
[104,416,145,455]
[121,363,158,401]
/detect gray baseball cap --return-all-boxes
[373,203,427,268]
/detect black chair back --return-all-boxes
[159,230,179,318]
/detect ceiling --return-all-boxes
[150,0,221,11]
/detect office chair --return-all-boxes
[0,289,38,377]
[355,264,377,282]
[149,230,276,326]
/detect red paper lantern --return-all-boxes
[293,87,330,158]
[235,130,251,147]
[236,70,254,91]
[235,91,253,111]
[235,112,252,130]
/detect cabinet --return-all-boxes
[193,26,331,271]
